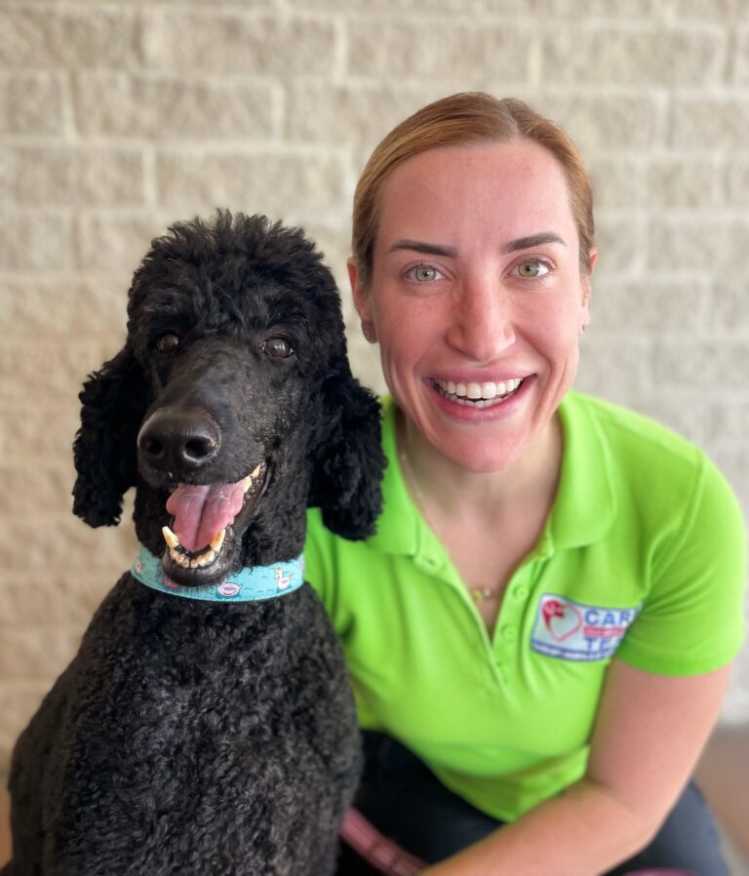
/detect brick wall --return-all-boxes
[1,0,748,771]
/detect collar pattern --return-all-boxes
[131,546,305,603]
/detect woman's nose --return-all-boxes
[445,274,516,363]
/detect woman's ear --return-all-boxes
[348,258,377,343]
[580,247,597,330]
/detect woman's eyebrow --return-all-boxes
[387,239,458,257]
[502,232,566,253]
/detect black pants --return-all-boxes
[338,731,729,875]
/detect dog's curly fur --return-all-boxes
[4,212,384,875]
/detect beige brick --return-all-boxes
[346,18,535,81]
[590,280,709,335]
[302,0,526,11]
[143,11,336,76]
[575,338,652,400]
[0,6,141,69]
[156,151,348,215]
[299,222,351,289]
[0,465,73,518]
[0,628,83,681]
[542,26,725,87]
[703,402,749,444]
[671,96,749,149]
[706,279,749,335]
[652,339,749,392]
[725,158,749,205]
[0,73,65,135]
[529,0,659,13]
[0,513,137,573]
[672,0,747,18]
[348,336,386,396]
[532,93,661,152]
[647,218,749,274]
[75,213,166,273]
[286,82,445,147]
[0,147,146,207]
[0,572,110,629]
[0,337,116,403]
[646,157,720,207]
[626,393,706,447]
[75,73,276,140]
[592,214,645,278]
[0,401,78,459]
[1,276,128,337]
[589,158,643,209]
[0,213,73,271]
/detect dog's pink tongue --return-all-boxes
[166,481,247,552]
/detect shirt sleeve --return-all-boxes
[616,454,747,676]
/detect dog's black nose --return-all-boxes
[137,408,221,473]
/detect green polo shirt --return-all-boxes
[304,391,746,822]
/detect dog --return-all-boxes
[3,211,384,875]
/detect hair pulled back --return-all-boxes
[352,92,595,287]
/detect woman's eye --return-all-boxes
[514,259,550,279]
[406,264,442,282]
[263,337,294,359]
[155,333,180,354]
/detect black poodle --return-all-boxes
[3,211,384,875]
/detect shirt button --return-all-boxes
[500,626,517,642]
[513,585,529,600]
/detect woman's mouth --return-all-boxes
[432,377,526,408]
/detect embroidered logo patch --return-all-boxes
[531,594,640,661]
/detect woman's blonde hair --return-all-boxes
[352,92,595,287]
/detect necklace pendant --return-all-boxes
[471,586,495,603]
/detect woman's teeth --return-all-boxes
[435,378,523,406]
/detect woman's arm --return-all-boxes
[422,659,732,876]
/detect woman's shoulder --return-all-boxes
[562,390,744,543]
[563,390,704,469]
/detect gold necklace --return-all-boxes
[398,446,502,604]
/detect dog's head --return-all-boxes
[73,211,384,584]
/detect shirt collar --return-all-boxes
[367,392,616,558]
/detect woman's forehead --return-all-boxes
[375,139,577,250]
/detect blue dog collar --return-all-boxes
[131,546,304,603]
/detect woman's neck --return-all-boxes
[396,408,563,522]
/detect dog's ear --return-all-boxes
[308,363,385,540]
[73,344,148,527]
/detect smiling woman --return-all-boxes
[303,93,747,876]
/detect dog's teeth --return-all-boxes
[169,547,190,568]
[162,526,180,549]
[210,529,225,552]
[250,462,263,480]
[195,549,216,568]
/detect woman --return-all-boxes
[305,93,747,875]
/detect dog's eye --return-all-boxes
[155,333,180,354]
[263,337,294,359]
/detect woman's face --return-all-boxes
[350,138,595,473]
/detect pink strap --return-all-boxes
[340,807,426,875]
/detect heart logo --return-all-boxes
[542,598,583,642]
